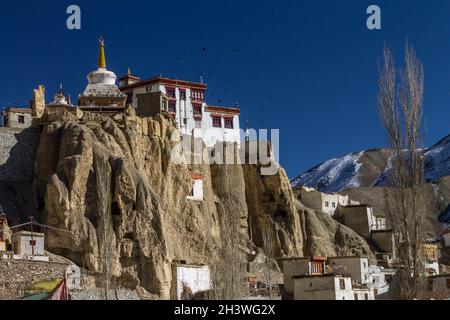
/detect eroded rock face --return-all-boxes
[298,202,376,263]
[242,165,304,258]
[32,111,376,298]
[32,112,306,298]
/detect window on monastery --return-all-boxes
[339,279,345,290]
[29,240,36,246]
[168,102,176,113]
[325,201,329,207]
[332,202,336,208]
[180,90,186,100]
[191,90,204,101]
[193,105,202,115]
[224,118,234,129]
[166,87,176,99]
[18,115,25,124]
[212,116,222,128]
[354,294,358,300]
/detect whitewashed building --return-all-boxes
[293,274,354,300]
[353,286,375,300]
[11,231,49,261]
[368,265,390,296]
[187,173,204,201]
[298,186,359,217]
[281,257,327,298]
[119,75,241,148]
[171,263,212,300]
[328,256,371,285]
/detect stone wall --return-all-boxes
[0,259,69,299]
[0,127,40,182]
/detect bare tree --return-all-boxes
[378,43,426,299]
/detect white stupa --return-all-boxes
[78,37,126,109]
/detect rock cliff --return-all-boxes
[20,110,374,298]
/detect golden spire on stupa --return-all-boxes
[98,36,106,69]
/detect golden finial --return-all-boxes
[98,36,106,69]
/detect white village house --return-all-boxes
[298,186,357,216]
[282,256,391,300]
[11,231,49,262]
[293,274,354,300]
[328,256,372,285]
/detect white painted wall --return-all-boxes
[174,265,212,300]
[369,266,389,295]
[328,257,371,285]
[293,276,354,300]
[334,277,354,300]
[300,187,350,216]
[372,216,387,230]
[353,287,375,300]
[187,179,204,201]
[201,110,241,147]
[425,261,440,275]
[11,232,45,258]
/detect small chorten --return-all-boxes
[49,84,68,106]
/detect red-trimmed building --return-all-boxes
[119,73,241,147]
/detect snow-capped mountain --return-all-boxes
[291,134,450,193]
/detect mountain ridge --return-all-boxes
[292,134,450,193]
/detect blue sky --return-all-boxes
[1,0,450,177]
